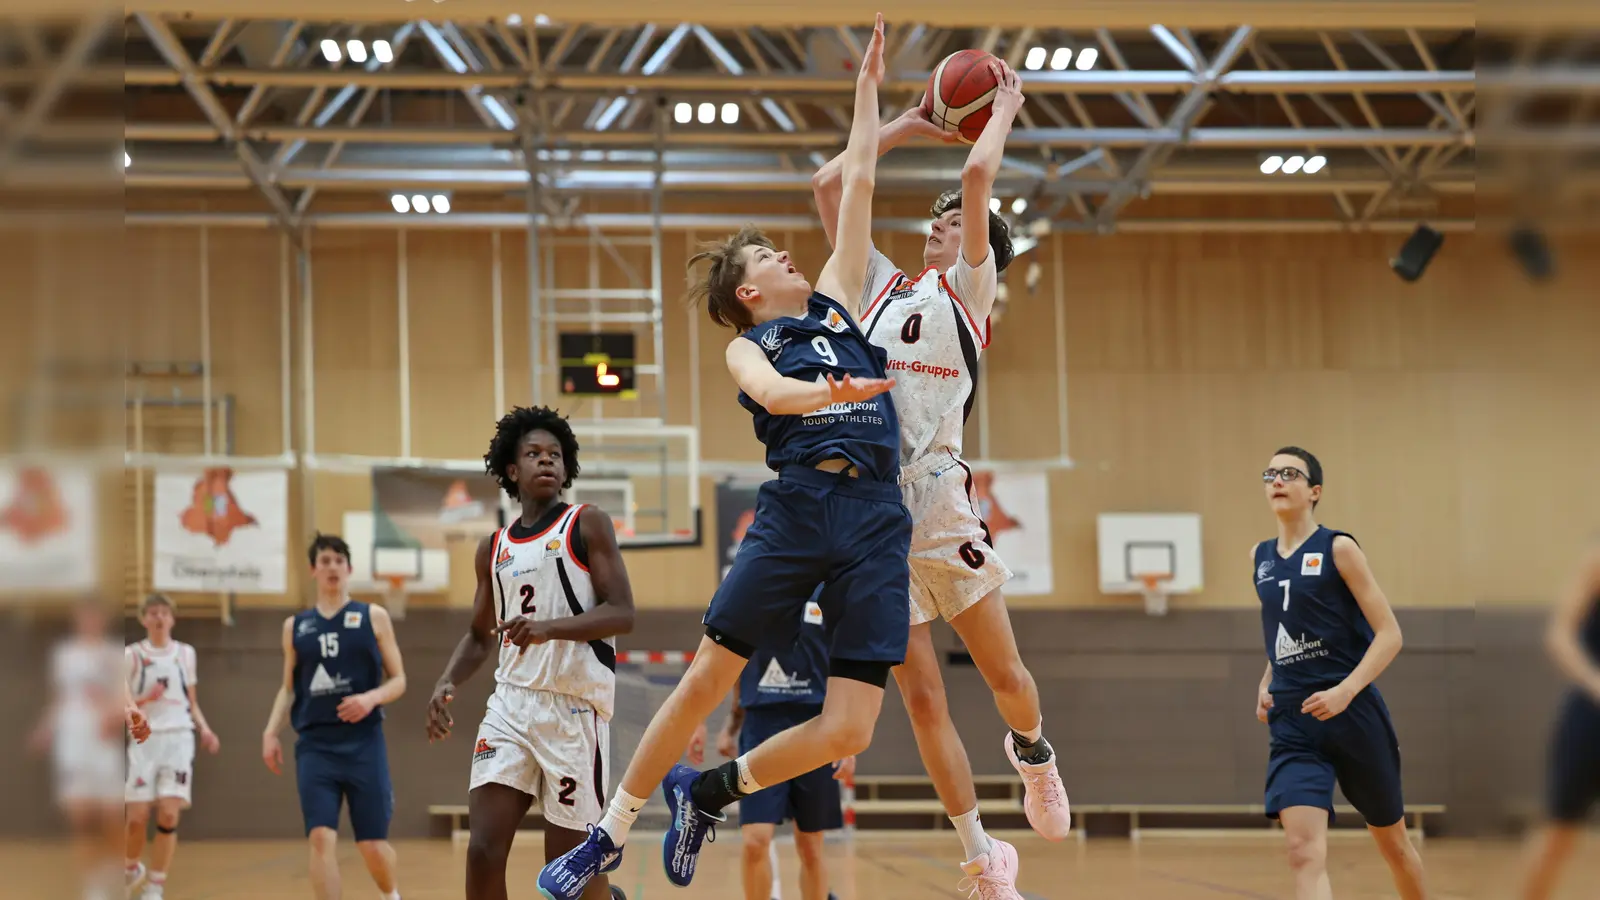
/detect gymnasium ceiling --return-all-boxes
[5,5,1597,233]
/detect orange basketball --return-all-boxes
[922,49,1000,144]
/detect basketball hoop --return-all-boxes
[1139,574,1171,617]
[384,575,409,621]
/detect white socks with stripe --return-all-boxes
[950,806,993,863]
[599,788,648,846]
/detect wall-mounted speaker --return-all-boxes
[1390,224,1443,283]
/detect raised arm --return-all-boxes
[725,337,893,416]
[958,60,1025,274]
[813,107,950,251]
[502,506,637,646]
[1547,543,1600,701]
[813,13,887,320]
[427,534,500,741]
[1303,536,1403,720]
[261,615,296,773]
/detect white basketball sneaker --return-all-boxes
[957,837,1024,900]
[1004,732,1071,841]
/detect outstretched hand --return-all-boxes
[858,13,886,87]
[826,373,896,403]
[988,58,1026,119]
[895,100,960,144]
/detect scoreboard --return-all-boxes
[559,332,637,398]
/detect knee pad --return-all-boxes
[156,823,177,835]
[830,657,892,689]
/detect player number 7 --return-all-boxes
[1278,579,1291,611]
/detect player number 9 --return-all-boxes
[812,336,838,368]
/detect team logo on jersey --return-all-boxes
[1274,623,1327,664]
[308,663,352,697]
[544,538,563,559]
[803,600,824,626]
[473,738,497,763]
[495,543,514,570]
[758,326,791,360]
[1256,561,1274,584]
[344,610,363,629]
[886,273,917,303]
[822,308,850,333]
[1300,553,1324,577]
[297,618,318,636]
[757,658,812,693]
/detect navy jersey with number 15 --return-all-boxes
[738,292,901,484]
[291,600,386,742]
[1253,527,1376,697]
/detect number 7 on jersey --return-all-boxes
[1277,579,1291,611]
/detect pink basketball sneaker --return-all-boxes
[1004,732,1071,841]
[957,837,1024,900]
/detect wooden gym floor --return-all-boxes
[7,832,1597,899]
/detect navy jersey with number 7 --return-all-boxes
[1253,526,1376,698]
[738,292,901,484]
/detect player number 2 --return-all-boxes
[811,335,837,368]
[1278,579,1291,611]
[558,776,577,806]
[318,632,339,658]
[519,583,536,615]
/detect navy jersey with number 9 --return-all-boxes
[1253,526,1376,697]
[738,292,901,484]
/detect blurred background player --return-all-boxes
[261,534,408,900]
[1253,447,1428,900]
[427,406,635,900]
[689,593,850,900]
[811,57,1065,894]
[123,593,221,900]
[1519,539,1600,900]
[31,596,127,900]
[539,18,906,899]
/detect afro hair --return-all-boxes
[484,405,581,499]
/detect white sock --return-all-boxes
[598,788,647,846]
[1017,718,1043,743]
[950,807,992,863]
[735,756,764,795]
[146,871,166,891]
[381,891,400,900]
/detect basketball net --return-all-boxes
[1140,574,1170,617]
[384,575,409,621]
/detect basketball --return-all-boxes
[923,48,1000,144]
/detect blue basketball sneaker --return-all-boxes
[537,825,624,900]
[660,764,725,886]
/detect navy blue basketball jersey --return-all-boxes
[1253,527,1375,696]
[739,597,829,710]
[738,292,901,483]
[1582,592,1600,661]
[290,601,386,740]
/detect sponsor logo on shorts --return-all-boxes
[885,358,961,379]
[473,738,497,763]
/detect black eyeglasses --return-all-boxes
[1262,467,1308,484]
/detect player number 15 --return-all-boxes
[318,632,339,658]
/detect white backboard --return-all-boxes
[341,510,451,593]
[1097,512,1204,594]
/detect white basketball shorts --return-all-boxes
[901,453,1014,627]
[125,729,196,805]
[54,727,123,804]
[469,683,610,832]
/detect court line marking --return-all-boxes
[1142,868,1281,900]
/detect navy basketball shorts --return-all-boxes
[295,730,395,841]
[1547,690,1600,823]
[704,465,912,669]
[737,705,844,833]
[1264,687,1405,828]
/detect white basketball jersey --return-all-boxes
[860,247,997,464]
[490,504,615,720]
[53,638,121,736]
[126,640,197,733]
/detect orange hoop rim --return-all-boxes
[384,575,407,591]
[1138,574,1172,592]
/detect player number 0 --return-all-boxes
[318,632,339,658]
[1278,579,1291,611]
[959,541,985,570]
[811,335,838,368]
